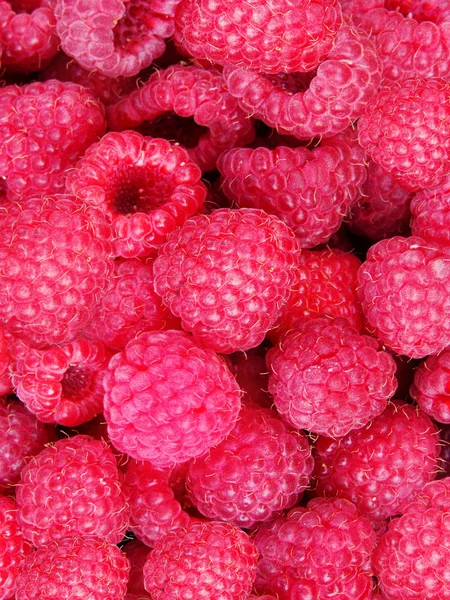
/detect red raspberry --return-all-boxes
[107,65,255,172]
[103,330,242,467]
[123,540,150,598]
[153,208,299,354]
[187,405,313,528]
[217,128,367,248]
[15,536,130,600]
[0,195,114,349]
[66,131,207,258]
[357,236,450,358]
[174,0,343,75]
[16,435,130,547]
[0,328,13,396]
[223,25,381,139]
[254,497,376,600]
[313,401,440,524]
[410,175,450,246]
[358,77,450,192]
[55,0,179,77]
[0,80,106,200]
[268,317,397,438]
[229,345,271,407]
[410,348,450,423]
[373,478,450,600]
[143,520,258,600]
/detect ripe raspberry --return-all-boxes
[107,65,255,172]
[373,478,450,600]
[0,80,106,200]
[0,195,114,349]
[103,330,242,467]
[0,328,13,396]
[143,520,258,600]
[55,0,179,77]
[16,435,130,547]
[358,77,450,191]
[357,236,450,358]
[174,0,343,75]
[254,497,376,600]
[223,25,381,139]
[66,131,207,258]
[268,317,397,438]
[217,128,367,248]
[313,401,440,523]
[187,405,313,528]
[153,208,299,354]
[15,536,130,600]
[410,175,450,246]
[410,348,450,423]
[123,539,150,598]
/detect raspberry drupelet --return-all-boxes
[410,348,450,423]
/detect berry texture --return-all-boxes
[15,536,130,600]
[410,348,450,423]
[0,80,106,200]
[103,330,242,466]
[16,435,130,548]
[268,317,397,438]
[313,401,440,523]
[66,131,207,258]
[153,208,300,354]
[0,195,114,349]
[217,128,367,248]
[174,0,343,75]
[357,236,450,358]
[410,175,450,246]
[358,77,450,191]
[143,520,258,600]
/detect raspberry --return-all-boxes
[223,25,381,139]
[267,317,397,438]
[123,539,150,598]
[55,0,179,77]
[174,0,343,75]
[107,65,255,172]
[373,478,450,600]
[0,80,106,200]
[16,435,130,547]
[410,175,450,246]
[187,405,313,528]
[153,208,299,354]
[357,236,450,358]
[229,345,271,407]
[410,348,450,423]
[103,330,242,467]
[143,520,258,600]
[11,337,111,426]
[66,131,207,258]
[358,77,450,191]
[0,195,114,349]
[217,128,367,248]
[0,328,13,396]
[254,497,376,600]
[313,401,440,523]
[15,536,130,600]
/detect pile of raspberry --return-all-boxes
[2,1,450,599]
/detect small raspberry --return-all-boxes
[143,520,258,600]
[123,540,150,598]
[16,435,130,547]
[66,131,207,258]
[103,330,242,467]
[410,348,450,423]
[410,175,450,246]
[153,208,300,354]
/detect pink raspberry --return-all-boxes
[0,80,106,200]
[123,540,150,598]
[254,497,376,600]
[66,131,207,258]
[410,175,450,246]
[373,478,450,599]
[107,65,255,172]
[410,348,450,423]
[0,195,114,349]
[0,328,13,396]
[15,536,130,600]
[16,435,130,547]
[174,0,343,75]
[187,405,313,528]
[55,0,179,77]
[268,317,397,438]
[357,236,450,358]
[143,520,258,600]
[153,208,300,354]
[217,128,367,248]
[358,77,450,191]
[313,401,440,524]
[103,330,242,467]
